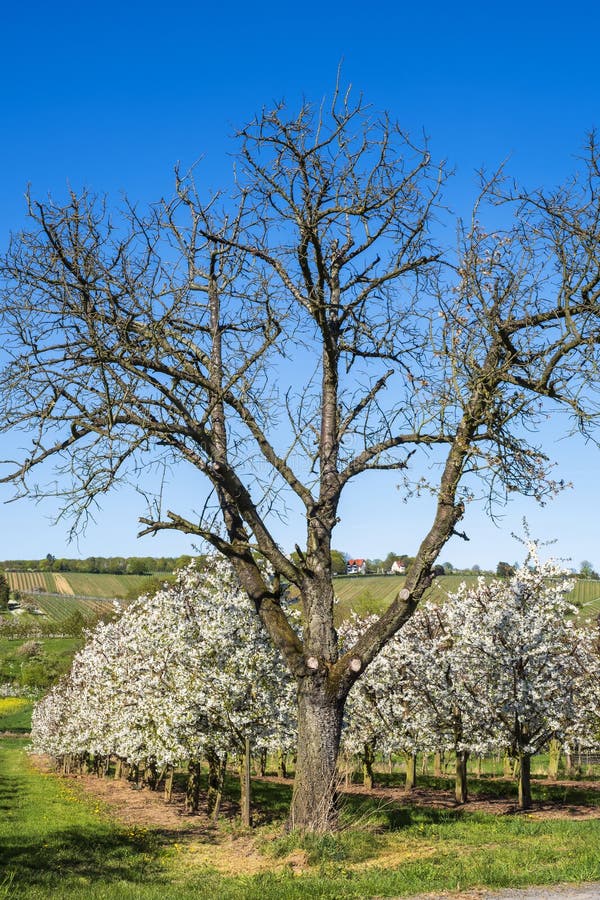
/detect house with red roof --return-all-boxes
[346,558,367,575]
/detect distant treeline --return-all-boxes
[1,555,200,575]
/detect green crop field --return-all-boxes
[30,595,117,622]
[332,573,600,623]
[333,573,485,621]
[6,571,163,599]
[55,572,157,598]
[6,571,56,593]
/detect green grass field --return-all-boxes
[2,736,600,899]
[0,637,82,692]
[0,698,33,733]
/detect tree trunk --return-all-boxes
[455,749,469,804]
[288,677,344,832]
[404,752,417,792]
[164,765,174,802]
[475,756,482,778]
[185,759,202,813]
[503,754,512,778]
[239,736,252,827]
[362,741,375,790]
[207,749,228,821]
[255,747,267,777]
[517,751,532,810]
[143,758,159,790]
[433,750,443,778]
[547,739,561,780]
[277,748,287,779]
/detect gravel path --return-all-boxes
[403,885,600,899]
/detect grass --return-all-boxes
[2,735,600,899]
[0,698,33,733]
[0,637,82,693]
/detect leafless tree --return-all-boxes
[2,86,600,830]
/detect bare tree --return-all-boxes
[2,86,600,830]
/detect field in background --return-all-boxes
[5,571,164,599]
[333,574,600,623]
[4,569,600,625]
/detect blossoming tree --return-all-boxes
[444,548,600,808]
[7,83,600,828]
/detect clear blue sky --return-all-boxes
[1,0,599,570]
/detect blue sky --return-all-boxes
[1,0,600,570]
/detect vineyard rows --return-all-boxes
[5,571,155,599]
[32,595,116,622]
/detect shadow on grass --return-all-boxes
[0,824,167,891]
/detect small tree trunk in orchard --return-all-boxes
[548,739,561,780]
[164,765,174,803]
[143,759,159,790]
[207,750,228,821]
[421,753,429,776]
[434,751,443,778]
[455,750,469,804]
[255,747,267,777]
[565,751,574,777]
[276,749,287,779]
[362,741,376,790]
[185,759,202,813]
[288,676,344,832]
[517,752,532,810]
[475,756,482,779]
[239,736,252,827]
[404,752,417,792]
[503,754,512,778]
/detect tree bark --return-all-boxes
[239,736,252,827]
[433,750,443,778]
[404,752,417,792]
[455,750,469,804]
[362,741,376,790]
[185,759,202,813]
[517,751,532,810]
[288,676,344,832]
[164,765,174,803]
[276,749,288,779]
[547,739,561,780]
[207,750,228,821]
